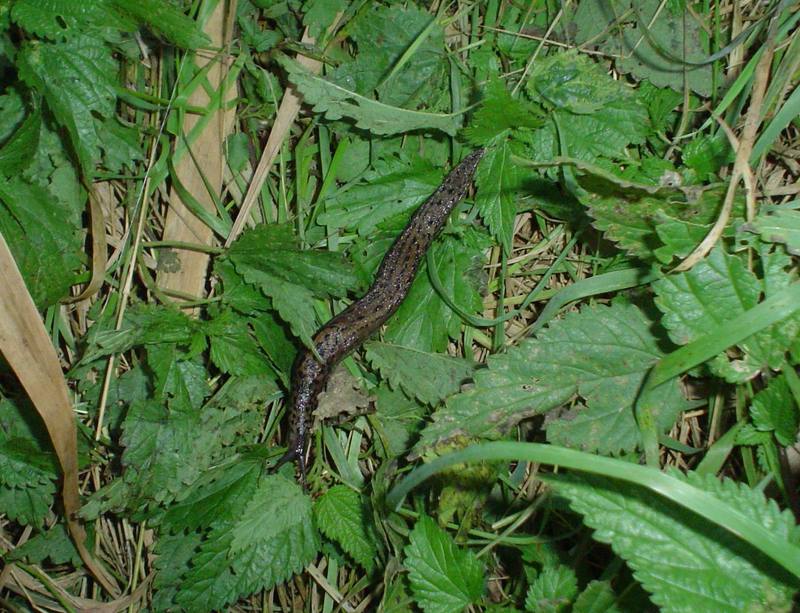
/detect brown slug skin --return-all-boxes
[276,148,485,479]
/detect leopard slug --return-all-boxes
[275,148,485,479]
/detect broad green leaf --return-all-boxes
[373,383,427,459]
[365,342,473,406]
[750,375,798,447]
[572,581,621,613]
[526,51,650,172]
[463,77,543,144]
[207,309,272,376]
[417,302,687,455]
[404,515,484,613]
[744,207,800,256]
[17,35,117,172]
[0,111,40,175]
[319,154,443,236]
[584,185,740,264]
[315,485,379,572]
[330,3,447,109]
[525,565,578,613]
[10,0,127,39]
[572,0,713,96]
[7,522,82,567]
[228,224,358,348]
[384,229,486,353]
[280,55,462,136]
[112,0,210,49]
[302,0,347,38]
[654,247,800,382]
[0,175,83,307]
[173,475,318,611]
[475,143,523,255]
[0,439,57,527]
[549,471,798,612]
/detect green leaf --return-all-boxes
[331,3,447,109]
[525,565,578,613]
[750,375,799,447]
[572,0,713,96]
[172,474,319,611]
[404,515,484,613]
[744,207,800,256]
[207,309,272,376]
[572,581,621,613]
[302,0,347,38]
[112,0,210,49]
[526,51,650,169]
[0,439,57,527]
[463,77,543,144]
[417,302,686,455]
[654,247,800,382]
[17,35,117,173]
[228,224,358,348]
[315,485,379,572]
[365,342,473,406]
[682,133,733,180]
[7,522,82,566]
[319,154,443,236]
[10,0,126,39]
[549,471,798,612]
[475,143,523,255]
[585,185,740,264]
[0,111,41,175]
[0,175,83,307]
[280,55,462,136]
[373,383,427,459]
[385,228,486,353]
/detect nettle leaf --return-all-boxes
[82,304,204,362]
[750,375,798,447]
[373,382,427,459]
[526,51,650,170]
[384,228,486,353]
[365,342,474,406]
[549,471,798,612]
[584,184,740,264]
[0,439,58,527]
[113,0,210,49]
[171,474,319,611]
[7,522,82,567]
[404,515,484,613]
[332,3,447,109]
[17,35,117,172]
[572,580,621,613]
[654,246,800,382]
[315,485,379,572]
[319,154,443,236]
[228,224,358,348]
[207,309,272,377]
[417,302,686,455]
[463,77,543,144]
[0,111,41,175]
[302,0,347,38]
[10,0,127,39]
[163,461,262,532]
[475,143,524,255]
[0,175,83,307]
[744,207,800,256]
[525,565,578,613]
[573,0,713,96]
[280,55,462,136]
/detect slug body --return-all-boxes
[277,149,485,478]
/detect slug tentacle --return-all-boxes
[275,148,485,481]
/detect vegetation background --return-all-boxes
[0,0,798,611]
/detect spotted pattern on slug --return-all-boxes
[275,148,485,480]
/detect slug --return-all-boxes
[275,148,485,480]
